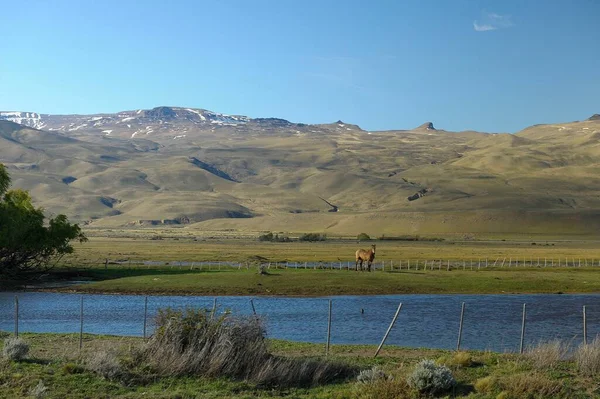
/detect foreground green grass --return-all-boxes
[60,267,600,296]
[0,333,597,398]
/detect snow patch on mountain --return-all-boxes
[0,111,44,129]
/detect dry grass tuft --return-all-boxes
[498,372,566,398]
[450,351,473,368]
[474,376,496,393]
[353,375,413,399]
[141,307,354,387]
[85,349,122,380]
[28,380,48,399]
[525,339,571,369]
[575,336,600,377]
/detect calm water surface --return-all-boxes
[1,292,598,352]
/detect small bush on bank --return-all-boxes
[407,359,455,395]
[2,337,29,361]
[258,232,292,242]
[357,233,371,241]
[299,233,327,242]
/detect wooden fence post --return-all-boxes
[326,299,332,356]
[211,298,217,318]
[519,304,526,354]
[374,303,403,358]
[143,296,148,340]
[583,305,588,345]
[79,296,84,353]
[14,296,18,338]
[457,302,465,351]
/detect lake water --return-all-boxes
[1,292,598,352]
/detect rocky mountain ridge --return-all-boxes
[0,106,367,141]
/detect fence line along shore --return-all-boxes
[7,295,594,357]
[64,257,600,271]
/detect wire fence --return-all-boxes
[63,257,600,271]
[3,292,599,355]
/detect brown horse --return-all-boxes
[355,244,376,272]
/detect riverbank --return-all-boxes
[0,332,595,398]
[43,267,600,296]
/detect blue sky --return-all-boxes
[1,0,598,132]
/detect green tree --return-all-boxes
[0,164,86,278]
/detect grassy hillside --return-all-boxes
[1,111,600,236]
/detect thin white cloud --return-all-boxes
[473,11,513,32]
[473,23,496,32]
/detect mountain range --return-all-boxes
[1,107,599,236]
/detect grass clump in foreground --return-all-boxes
[138,307,354,387]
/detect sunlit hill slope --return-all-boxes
[1,108,599,236]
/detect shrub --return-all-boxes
[85,350,122,380]
[526,340,570,369]
[2,337,29,361]
[356,366,387,383]
[258,232,292,242]
[407,359,455,395]
[141,307,353,387]
[258,232,274,241]
[357,233,371,241]
[575,337,600,377]
[298,233,326,242]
